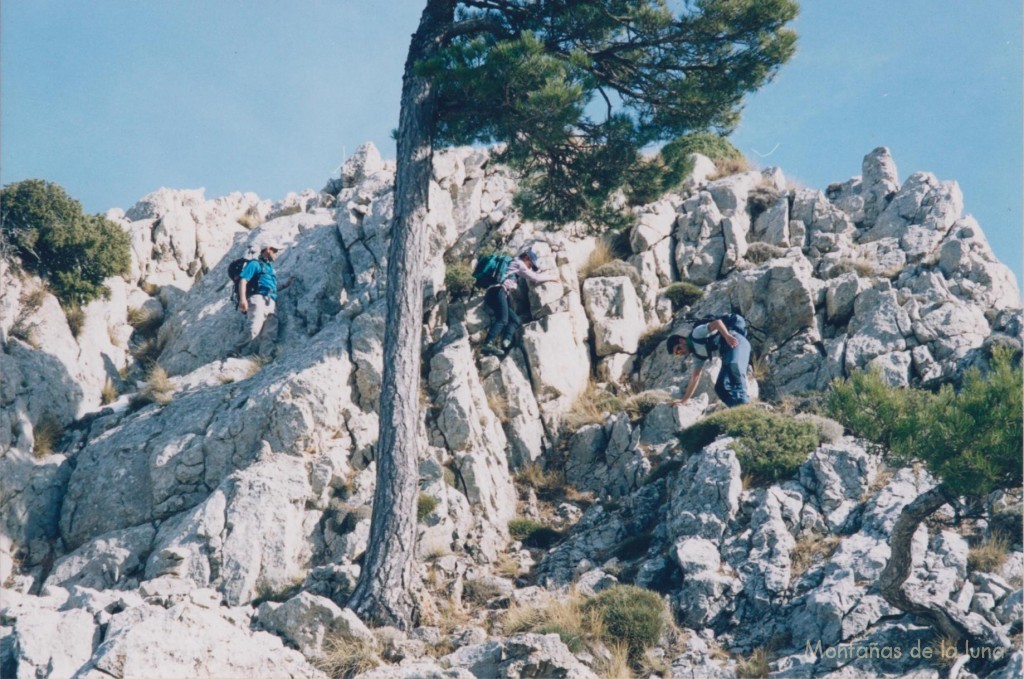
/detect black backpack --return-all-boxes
[228,258,262,304]
[686,313,748,357]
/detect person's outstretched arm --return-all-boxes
[675,365,704,405]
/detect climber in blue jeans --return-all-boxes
[480,248,557,357]
[666,314,751,407]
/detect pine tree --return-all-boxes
[828,348,1022,672]
[347,0,799,629]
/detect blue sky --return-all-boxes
[2,0,1020,281]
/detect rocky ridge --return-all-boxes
[0,142,1021,678]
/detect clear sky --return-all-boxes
[2,0,1021,282]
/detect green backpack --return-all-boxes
[472,253,513,289]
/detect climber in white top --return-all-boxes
[480,248,558,357]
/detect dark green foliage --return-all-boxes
[508,518,563,548]
[422,1,798,227]
[663,131,746,164]
[417,494,439,523]
[444,263,475,298]
[583,584,665,659]
[826,348,1023,497]
[678,405,820,485]
[627,132,746,205]
[613,532,654,561]
[662,281,704,309]
[535,624,585,653]
[1,179,132,306]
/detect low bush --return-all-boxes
[678,406,820,485]
[508,518,563,549]
[445,263,475,299]
[747,183,785,218]
[627,132,747,205]
[1,179,131,306]
[661,281,703,309]
[582,584,666,660]
[794,413,845,444]
[827,347,1022,499]
[745,242,788,265]
[417,494,439,523]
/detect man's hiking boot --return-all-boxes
[480,342,504,357]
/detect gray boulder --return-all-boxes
[668,439,742,541]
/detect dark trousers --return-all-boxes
[714,334,751,407]
[484,286,520,345]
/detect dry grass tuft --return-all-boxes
[749,353,770,382]
[516,463,564,495]
[9,317,39,348]
[487,392,510,424]
[130,337,162,366]
[595,641,635,679]
[495,553,521,579]
[579,238,615,281]
[736,646,771,678]
[790,533,841,581]
[244,355,266,379]
[707,156,751,180]
[141,281,160,296]
[65,305,86,337]
[137,365,174,406]
[315,635,380,679]
[101,378,119,405]
[33,416,64,458]
[968,533,1010,573]
[22,286,49,311]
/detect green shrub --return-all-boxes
[417,494,439,523]
[826,348,1023,498]
[678,406,820,485]
[1,179,132,306]
[445,263,475,299]
[508,518,563,549]
[661,281,703,309]
[745,242,788,265]
[625,133,745,205]
[794,413,845,444]
[582,584,665,660]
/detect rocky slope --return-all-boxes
[0,143,1021,678]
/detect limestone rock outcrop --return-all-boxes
[1,143,1020,678]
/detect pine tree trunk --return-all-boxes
[346,0,456,630]
[879,485,1011,671]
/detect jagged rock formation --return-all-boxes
[1,144,1021,678]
